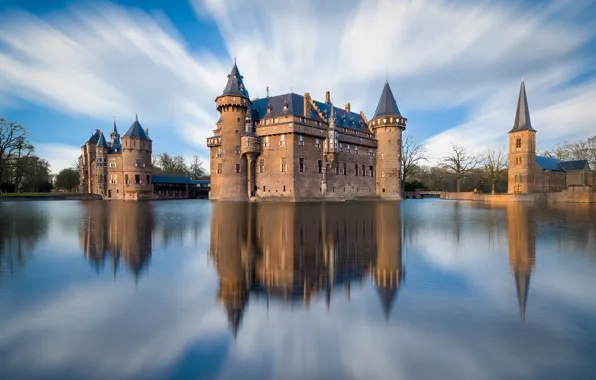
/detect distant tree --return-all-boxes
[440,143,480,192]
[483,147,507,194]
[55,168,80,192]
[188,155,207,179]
[0,118,29,188]
[401,135,427,191]
[153,153,189,177]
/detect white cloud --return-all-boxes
[34,142,81,173]
[0,0,595,170]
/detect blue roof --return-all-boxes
[96,132,108,148]
[251,93,368,132]
[151,175,210,185]
[123,115,150,140]
[221,63,249,98]
[87,130,101,144]
[373,82,403,119]
[560,160,589,171]
[535,156,565,171]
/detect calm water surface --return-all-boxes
[1,199,596,380]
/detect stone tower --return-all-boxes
[508,78,536,194]
[371,82,407,198]
[208,62,251,200]
[94,132,109,196]
[506,203,535,324]
[120,115,153,200]
[81,129,101,193]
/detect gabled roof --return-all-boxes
[373,82,403,119]
[96,132,108,148]
[221,62,249,98]
[535,156,565,171]
[559,159,589,171]
[123,115,150,140]
[250,93,368,132]
[509,79,536,133]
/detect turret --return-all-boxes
[508,78,536,194]
[324,103,339,166]
[110,118,122,153]
[95,132,109,195]
[209,62,252,200]
[370,82,407,198]
[121,115,153,200]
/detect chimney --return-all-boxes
[345,102,351,113]
[325,91,331,104]
[304,93,312,117]
[145,128,149,137]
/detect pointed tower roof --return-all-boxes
[515,269,531,325]
[123,114,150,140]
[376,286,398,320]
[509,78,535,133]
[373,82,403,119]
[87,129,101,144]
[112,118,119,136]
[221,62,249,99]
[96,132,108,148]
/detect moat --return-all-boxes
[1,199,596,379]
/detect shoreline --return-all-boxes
[0,193,103,202]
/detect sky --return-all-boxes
[1,0,595,174]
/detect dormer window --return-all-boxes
[267,105,272,113]
[283,103,288,110]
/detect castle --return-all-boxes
[79,116,154,200]
[507,79,592,194]
[207,62,406,201]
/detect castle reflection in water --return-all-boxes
[73,200,596,336]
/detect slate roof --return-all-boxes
[251,93,368,132]
[373,82,403,119]
[221,62,249,98]
[123,115,150,140]
[559,159,589,171]
[509,79,536,133]
[535,156,565,171]
[96,132,108,148]
[87,129,101,144]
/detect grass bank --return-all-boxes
[0,192,102,201]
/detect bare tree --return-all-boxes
[401,135,427,190]
[441,143,480,192]
[0,118,29,185]
[483,147,507,194]
[188,155,207,179]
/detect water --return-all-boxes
[1,199,595,380]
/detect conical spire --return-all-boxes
[376,285,398,320]
[515,268,531,325]
[96,132,108,148]
[123,115,150,140]
[221,62,249,98]
[373,82,402,119]
[509,78,535,133]
[112,117,119,135]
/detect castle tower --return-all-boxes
[208,62,251,200]
[372,202,404,319]
[95,132,109,196]
[82,129,101,193]
[110,118,122,152]
[508,78,536,194]
[371,82,407,198]
[506,203,535,324]
[121,115,153,200]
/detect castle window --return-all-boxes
[340,142,343,152]
[235,164,241,173]
[355,164,358,176]
[264,137,270,147]
[335,161,340,174]
[315,138,320,148]
[299,158,304,172]
[136,159,143,168]
[381,153,384,160]
[318,160,323,174]
[135,175,140,184]
[283,185,286,192]
[217,163,222,174]
[217,148,222,158]
[347,144,351,153]
[280,135,285,146]
[235,146,240,154]
[343,162,347,175]
[355,146,359,154]
[362,165,366,176]
[298,135,304,145]
[381,170,386,178]
[369,165,374,176]
[281,158,287,172]
[516,138,522,151]
[259,159,265,173]
[125,174,129,184]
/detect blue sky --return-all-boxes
[1,0,595,173]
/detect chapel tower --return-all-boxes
[208,62,251,200]
[370,82,407,198]
[508,78,536,194]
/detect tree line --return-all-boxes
[152,153,208,179]
[0,118,52,193]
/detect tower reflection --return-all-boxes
[209,202,405,337]
[79,202,153,282]
[506,203,536,325]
